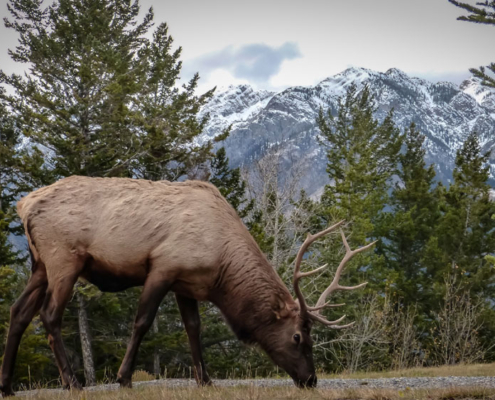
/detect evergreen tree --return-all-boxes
[317,84,403,246]
[209,147,254,219]
[378,123,441,307]
[436,132,495,296]
[0,91,47,239]
[311,85,403,370]
[245,209,275,256]
[1,0,220,385]
[1,0,215,179]
[449,0,495,89]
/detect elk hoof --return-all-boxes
[0,384,15,397]
[117,378,132,389]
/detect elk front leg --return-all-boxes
[39,271,82,391]
[1,266,47,397]
[175,294,211,386]
[117,278,171,388]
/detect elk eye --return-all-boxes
[293,333,301,343]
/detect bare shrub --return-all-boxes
[431,274,487,365]
[320,295,389,373]
[244,149,309,271]
[384,300,423,370]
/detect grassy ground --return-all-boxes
[15,364,495,399]
[322,362,495,379]
[18,385,495,400]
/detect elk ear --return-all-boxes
[294,298,301,312]
[273,297,299,319]
[273,297,294,320]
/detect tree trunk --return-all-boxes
[153,317,160,377]
[77,291,96,386]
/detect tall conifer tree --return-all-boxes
[436,132,495,295]
[1,0,219,384]
[378,123,441,307]
[314,84,403,334]
[317,84,402,245]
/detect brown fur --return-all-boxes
[1,176,316,396]
[17,176,293,310]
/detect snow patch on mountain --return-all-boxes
[200,67,495,197]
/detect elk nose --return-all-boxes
[305,374,317,388]
[295,374,317,388]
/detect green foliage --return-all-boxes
[449,0,495,89]
[0,90,52,387]
[318,84,403,245]
[308,85,403,370]
[210,147,254,219]
[0,0,222,387]
[316,84,403,303]
[436,132,495,296]
[310,87,495,371]
[0,267,53,387]
[378,123,442,308]
[1,0,216,180]
[1,0,495,385]
[245,209,275,255]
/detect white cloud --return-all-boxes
[182,42,302,86]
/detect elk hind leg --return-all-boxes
[117,276,171,388]
[0,264,48,397]
[175,294,211,386]
[39,261,83,391]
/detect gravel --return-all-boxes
[14,376,495,396]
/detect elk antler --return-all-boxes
[293,220,376,329]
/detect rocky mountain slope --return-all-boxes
[199,67,495,197]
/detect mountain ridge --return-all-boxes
[199,67,495,197]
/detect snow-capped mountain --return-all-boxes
[199,67,495,197]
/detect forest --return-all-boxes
[1,0,495,390]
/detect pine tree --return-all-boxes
[449,0,495,89]
[436,132,495,296]
[378,123,441,308]
[209,147,254,219]
[1,0,220,384]
[424,131,495,361]
[317,84,403,246]
[0,91,47,237]
[0,90,46,278]
[131,22,216,180]
[312,84,403,363]
[245,209,275,255]
[0,94,23,292]
[1,0,216,179]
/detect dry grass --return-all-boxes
[15,364,495,399]
[18,385,495,400]
[323,363,495,379]
[131,370,156,382]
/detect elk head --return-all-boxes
[262,220,376,388]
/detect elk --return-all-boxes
[0,176,375,396]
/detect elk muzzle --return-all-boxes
[294,373,317,388]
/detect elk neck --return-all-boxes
[209,231,296,344]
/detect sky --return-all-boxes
[0,0,492,94]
